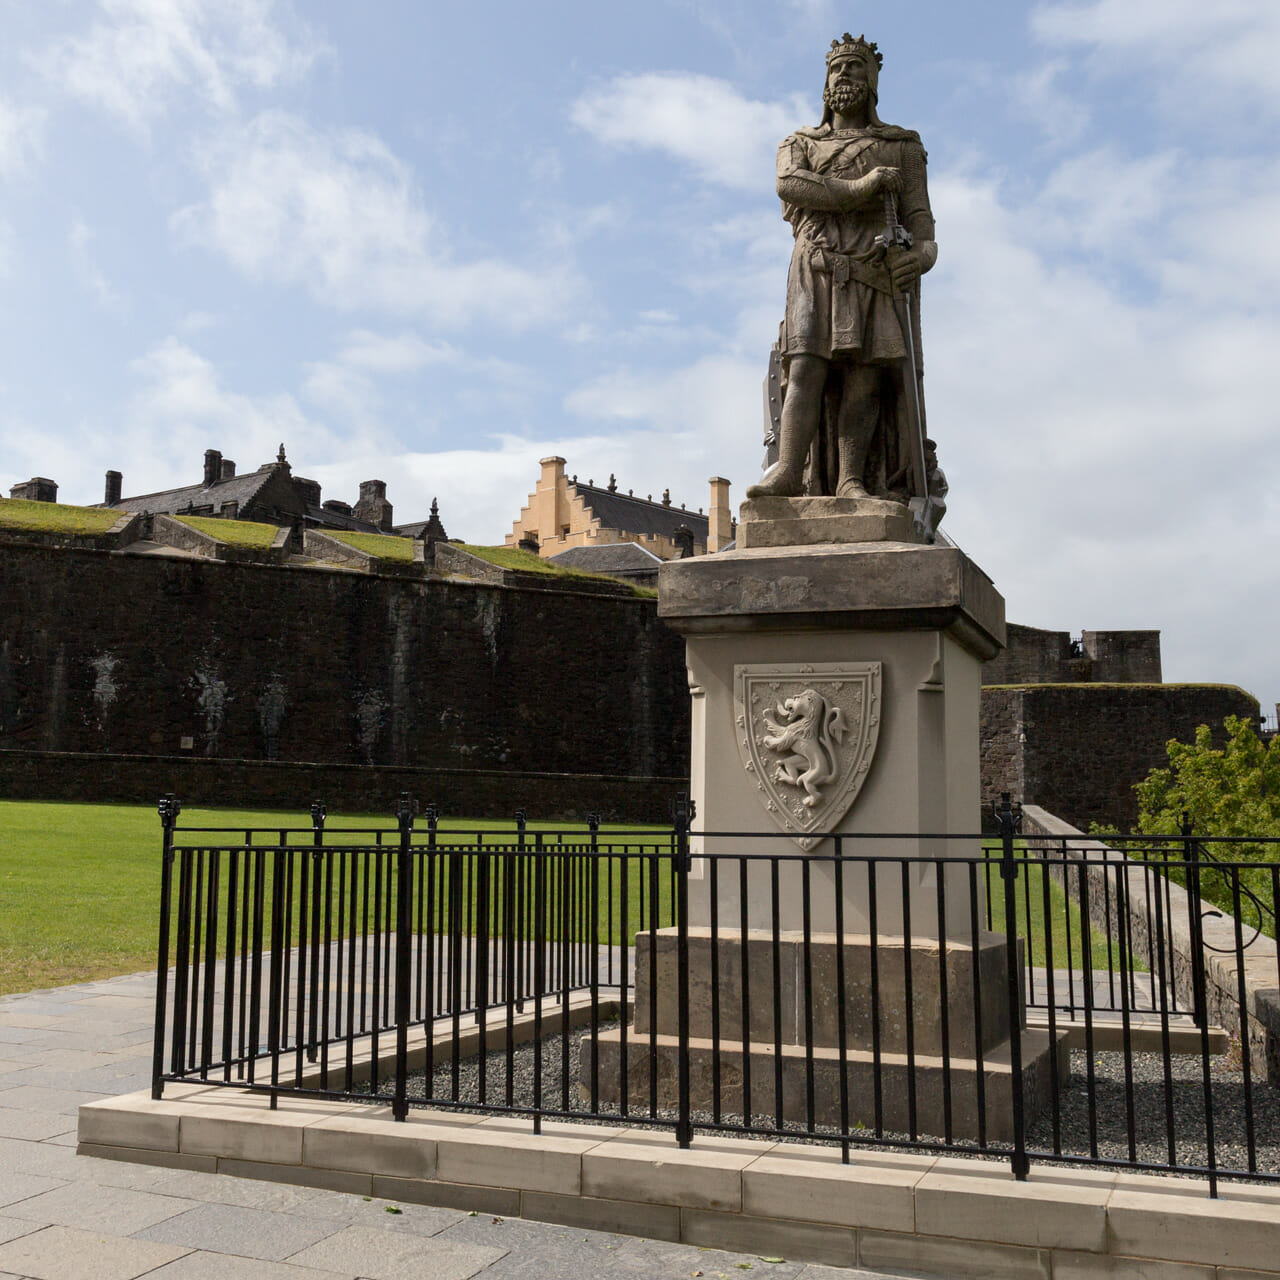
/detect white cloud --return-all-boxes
[1032,0,1280,114]
[69,219,127,312]
[120,336,337,492]
[173,112,579,327]
[571,73,811,189]
[0,98,46,175]
[37,0,323,133]
[337,330,456,375]
[1011,59,1088,147]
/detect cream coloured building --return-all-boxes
[506,457,734,560]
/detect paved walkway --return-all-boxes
[0,971,928,1280]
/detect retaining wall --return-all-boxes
[1023,805,1280,1084]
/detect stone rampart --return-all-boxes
[981,682,1259,830]
[0,542,689,804]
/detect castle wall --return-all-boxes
[0,543,690,814]
[982,624,1163,686]
[980,683,1260,831]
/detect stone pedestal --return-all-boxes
[584,512,1065,1142]
[658,533,1005,936]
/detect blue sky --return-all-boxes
[2,0,1278,712]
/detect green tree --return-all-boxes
[1135,716,1280,845]
[1134,715,1280,934]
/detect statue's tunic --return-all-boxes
[778,123,933,364]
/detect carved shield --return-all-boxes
[734,662,882,850]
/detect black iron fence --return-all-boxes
[151,794,1279,1195]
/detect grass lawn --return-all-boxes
[981,847,1133,973]
[324,530,416,561]
[0,801,671,996]
[2,800,1141,999]
[0,496,120,536]
[460,545,658,597]
[174,515,280,548]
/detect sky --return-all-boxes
[1,0,1278,713]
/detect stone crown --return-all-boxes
[826,33,882,69]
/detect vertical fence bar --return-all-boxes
[1183,818,1218,1197]
[997,795,1029,1180]
[423,806,437,1098]
[307,801,325,1062]
[393,795,415,1120]
[674,795,693,1149]
[833,837,851,1162]
[267,847,286,1107]
[152,795,180,1099]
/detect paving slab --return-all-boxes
[146,1252,354,1280]
[0,1223,191,1280]
[0,1173,69,1210]
[284,1224,507,1279]
[3,1181,199,1234]
[0,1106,76,1141]
[134,1202,344,1261]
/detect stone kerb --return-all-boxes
[1022,805,1280,1082]
[78,1083,1280,1278]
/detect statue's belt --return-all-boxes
[808,246,894,297]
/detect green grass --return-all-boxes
[325,531,416,561]
[461,545,658,597]
[981,846,1137,973]
[173,515,280,548]
[0,496,120,536]
[0,800,672,996]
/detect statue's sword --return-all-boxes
[875,192,938,542]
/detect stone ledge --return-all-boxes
[657,540,1005,661]
[77,1085,1280,1279]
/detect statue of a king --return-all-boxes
[748,34,938,505]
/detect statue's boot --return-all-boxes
[746,422,813,499]
[836,431,871,500]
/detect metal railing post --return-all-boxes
[151,794,181,1099]
[1182,813,1209,1031]
[393,793,415,1121]
[306,800,326,1062]
[673,793,694,1149]
[997,793,1029,1179]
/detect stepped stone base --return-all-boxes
[590,928,1065,1144]
[737,495,922,548]
[587,1027,1066,1145]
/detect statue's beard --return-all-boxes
[824,80,869,115]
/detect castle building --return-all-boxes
[506,457,735,563]
[94,446,405,536]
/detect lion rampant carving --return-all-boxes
[760,688,849,806]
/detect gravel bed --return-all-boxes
[355,1025,1280,1182]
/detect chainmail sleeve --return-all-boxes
[900,139,937,270]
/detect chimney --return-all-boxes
[9,477,57,503]
[104,470,122,505]
[220,459,236,480]
[203,449,222,487]
[708,476,732,552]
[535,456,567,550]
[354,479,394,531]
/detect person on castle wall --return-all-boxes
[748,34,937,504]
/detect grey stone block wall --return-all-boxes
[0,541,689,781]
[980,683,1259,830]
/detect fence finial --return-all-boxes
[157,794,181,831]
